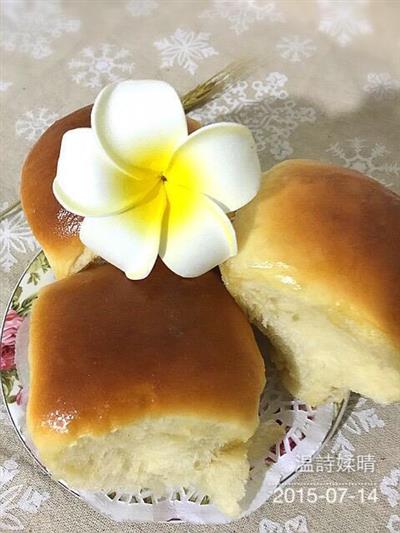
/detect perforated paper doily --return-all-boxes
[1,252,348,524]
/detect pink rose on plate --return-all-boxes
[1,309,24,371]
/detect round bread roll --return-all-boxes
[220,159,400,405]
[20,107,200,279]
[20,106,90,280]
[26,261,265,517]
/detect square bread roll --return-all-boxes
[26,262,265,517]
[221,160,400,405]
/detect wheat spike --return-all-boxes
[182,57,257,113]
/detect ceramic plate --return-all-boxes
[0,251,348,524]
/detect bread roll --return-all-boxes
[20,107,199,280]
[221,159,400,405]
[27,262,265,517]
[20,106,91,279]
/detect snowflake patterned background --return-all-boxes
[192,72,316,163]
[15,108,59,143]
[317,0,372,46]
[68,45,135,89]
[327,138,400,189]
[363,72,400,101]
[0,0,399,531]
[199,0,285,35]
[276,36,316,63]
[154,28,218,75]
[126,0,159,18]
[0,206,37,273]
[0,81,13,92]
[0,458,49,530]
[0,0,80,59]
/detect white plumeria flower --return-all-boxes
[53,80,261,279]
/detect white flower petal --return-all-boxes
[80,184,166,280]
[53,128,157,217]
[160,184,237,277]
[166,123,261,212]
[92,80,187,175]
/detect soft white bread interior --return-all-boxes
[26,262,266,517]
[221,160,400,405]
[52,416,250,514]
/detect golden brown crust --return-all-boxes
[27,262,265,446]
[229,159,400,345]
[20,107,201,279]
[20,107,91,279]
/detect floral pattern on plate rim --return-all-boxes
[1,253,50,403]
